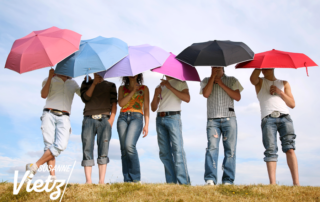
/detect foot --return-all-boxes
[223,182,232,185]
[206,180,214,186]
[50,175,56,183]
[85,180,92,184]
[25,163,38,183]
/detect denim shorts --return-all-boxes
[261,114,296,162]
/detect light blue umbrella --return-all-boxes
[55,36,128,80]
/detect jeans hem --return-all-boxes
[263,157,278,162]
[97,157,109,165]
[49,146,61,157]
[81,160,95,167]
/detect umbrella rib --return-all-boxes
[36,37,55,66]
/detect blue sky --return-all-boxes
[0,0,320,186]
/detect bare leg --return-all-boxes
[266,161,277,185]
[47,157,56,176]
[36,150,55,168]
[286,149,300,186]
[98,164,107,184]
[84,167,92,184]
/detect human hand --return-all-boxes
[48,68,55,79]
[93,74,101,85]
[133,83,140,92]
[160,79,172,90]
[142,125,148,138]
[155,86,162,96]
[270,85,282,95]
[108,118,114,127]
[211,67,219,77]
[214,77,223,85]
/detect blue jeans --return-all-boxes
[117,112,143,182]
[41,111,71,157]
[81,116,112,167]
[261,114,296,162]
[204,117,237,185]
[156,114,190,185]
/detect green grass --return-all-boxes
[1,183,320,202]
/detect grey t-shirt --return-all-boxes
[200,74,243,118]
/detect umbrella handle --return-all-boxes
[86,68,90,83]
[305,62,309,77]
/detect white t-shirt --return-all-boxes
[157,79,189,112]
[42,76,80,113]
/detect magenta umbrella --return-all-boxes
[151,52,201,81]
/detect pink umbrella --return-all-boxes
[151,52,201,81]
[5,26,81,74]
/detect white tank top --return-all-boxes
[257,78,289,119]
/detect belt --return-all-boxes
[265,112,288,119]
[85,114,110,120]
[157,111,181,117]
[44,108,69,116]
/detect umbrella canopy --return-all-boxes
[235,49,318,76]
[55,36,128,78]
[176,40,254,67]
[5,26,81,74]
[98,44,170,78]
[151,53,201,81]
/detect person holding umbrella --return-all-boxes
[201,67,243,186]
[25,68,81,182]
[250,69,299,186]
[80,73,117,184]
[117,74,149,183]
[151,75,191,185]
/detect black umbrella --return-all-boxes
[176,40,254,67]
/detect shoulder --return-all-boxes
[68,79,79,85]
[201,77,209,83]
[103,80,116,87]
[142,85,149,91]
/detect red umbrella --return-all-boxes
[5,26,81,74]
[235,49,318,76]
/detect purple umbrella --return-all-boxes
[98,44,170,78]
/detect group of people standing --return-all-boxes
[25,66,299,186]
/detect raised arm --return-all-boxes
[250,69,262,85]
[142,87,150,137]
[118,84,139,107]
[151,86,161,112]
[85,74,100,98]
[270,81,295,109]
[41,69,55,99]
[202,68,218,98]
[215,78,241,101]
[160,80,190,103]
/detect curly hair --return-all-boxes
[121,73,144,86]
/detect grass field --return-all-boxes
[1,181,320,202]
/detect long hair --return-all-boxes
[121,73,144,86]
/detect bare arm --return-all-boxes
[108,102,117,126]
[160,80,190,103]
[151,86,161,112]
[118,84,139,107]
[41,69,55,99]
[202,68,218,98]
[142,87,150,137]
[215,78,241,101]
[250,69,263,94]
[271,81,295,109]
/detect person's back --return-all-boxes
[250,69,299,186]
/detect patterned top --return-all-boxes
[200,74,243,118]
[120,85,145,114]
